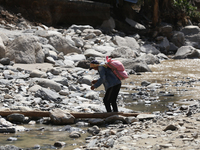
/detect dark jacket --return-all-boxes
[93,66,121,91]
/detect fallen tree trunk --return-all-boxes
[0,111,139,118]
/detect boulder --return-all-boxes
[122,58,152,72]
[140,44,160,55]
[100,17,115,32]
[110,46,137,58]
[140,53,160,65]
[6,36,45,63]
[30,70,47,78]
[36,78,62,92]
[173,46,200,59]
[50,109,75,125]
[181,25,200,36]
[185,33,200,49]
[48,34,81,55]
[7,113,25,123]
[113,35,140,51]
[171,31,185,48]
[35,88,62,102]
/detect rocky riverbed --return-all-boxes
[1,6,200,150]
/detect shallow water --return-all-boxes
[0,124,90,149]
[123,59,200,112]
[1,59,200,149]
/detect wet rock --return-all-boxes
[88,118,105,125]
[76,121,89,127]
[7,137,17,141]
[87,125,100,135]
[105,115,126,124]
[32,145,40,149]
[125,117,138,124]
[0,127,15,133]
[7,113,25,123]
[141,81,151,86]
[69,131,81,138]
[0,118,13,127]
[0,145,21,150]
[54,141,66,147]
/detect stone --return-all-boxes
[50,109,75,125]
[54,141,66,147]
[173,46,200,59]
[48,34,82,55]
[163,124,178,131]
[7,113,25,123]
[69,131,81,138]
[6,36,44,63]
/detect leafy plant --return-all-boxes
[173,0,199,18]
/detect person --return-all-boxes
[90,60,121,112]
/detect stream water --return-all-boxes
[1,59,200,149]
[123,59,200,113]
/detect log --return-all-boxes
[0,111,139,118]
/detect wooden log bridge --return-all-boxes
[0,111,139,118]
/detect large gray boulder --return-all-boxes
[6,36,45,63]
[48,34,82,55]
[173,46,200,59]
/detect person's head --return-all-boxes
[89,60,99,70]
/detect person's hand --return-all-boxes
[91,86,95,90]
[91,80,97,84]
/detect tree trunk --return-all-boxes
[153,0,159,26]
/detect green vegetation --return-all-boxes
[173,0,200,21]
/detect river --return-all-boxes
[1,59,200,149]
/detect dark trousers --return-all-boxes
[103,83,121,112]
